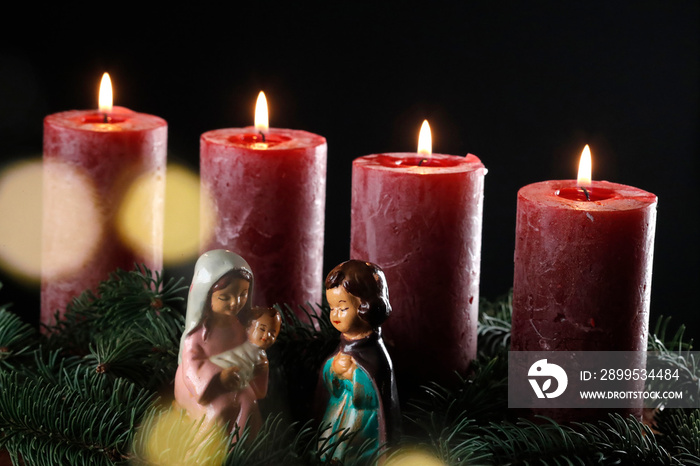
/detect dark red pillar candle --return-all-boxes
[42,106,167,325]
[200,127,327,313]
[351,153,486,387]
[511,180,657,352]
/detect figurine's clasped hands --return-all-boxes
[332,353,356,380]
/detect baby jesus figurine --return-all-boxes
[210,306,282,392]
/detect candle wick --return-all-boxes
[102,113,109,124]
[259,131,266,143]
[581,187,591,201]
[418,158,428,166]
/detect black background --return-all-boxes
[1,2,698,339]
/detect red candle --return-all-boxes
[42,73,167,325]
[200,92,327,313]
[511,146,657,352]
[350,121,486,388]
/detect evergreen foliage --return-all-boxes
[0,270,698,465]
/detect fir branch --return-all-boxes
[132,311,185,389]
[0,306,36,369]
[0,368,154,465]
[572,414,693,465]
[649,316,693,352]
[0,267,184,465]
[12,346,83,385]
[406,356,509,432]
[274,301,339,358]
[476,414,692,465]
[83,337,158,385]
[395,415,492,465]
[45,266,186,355]
[313,422,381,466]
[654,409,700,462]
[477,291,512,358]
[42,266,186,390]
[645,316,700,408]
[225,415,324,466]
[481,417,592,465]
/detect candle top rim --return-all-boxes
[354,152,485,173]
[44,107,167,131]
[519,179,657,211]
[201,127,326,150]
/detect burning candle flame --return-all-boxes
[577,145,592,188]
[417,120,432,156]
[255,91,269,132]
[98,73,113,113]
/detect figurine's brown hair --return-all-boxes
[239,306,281,328]
[325,260,391,329]
[209,269,253,297]
[201,269,253,335]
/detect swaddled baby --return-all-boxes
[210,306,282,389]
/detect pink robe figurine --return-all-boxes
[174,249,267,436]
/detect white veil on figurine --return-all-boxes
[178,249,254,363]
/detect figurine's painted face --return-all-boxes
[327,286,372,337]
[211,278,250,316]
[247,312,281,350]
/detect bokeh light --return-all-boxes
[134,405,228,465]
[116,163,212,266]
[0,159,43,282]
[2,160,210,280]
[116,166,165,265]
[42,159,103,280]
[386,447,446,466]
[164,164,212,265]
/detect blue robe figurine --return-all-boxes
[319,260,400,462]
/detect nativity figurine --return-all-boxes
[174,249,271,437]
[318,259,400,461]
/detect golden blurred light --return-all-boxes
[116,164,207,266]
[116,167,165,265]
[98,72,113,113]
[134,406,228,465]
[255,91,269,132]
[0,160,43,282]
[42,159,103,280]
[385,447,446,466]
[577,144,592,188]
[417,120,432,156]
[164,164,211,265]
[199,183,217,253]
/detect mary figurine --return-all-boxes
[174,249,267,435]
